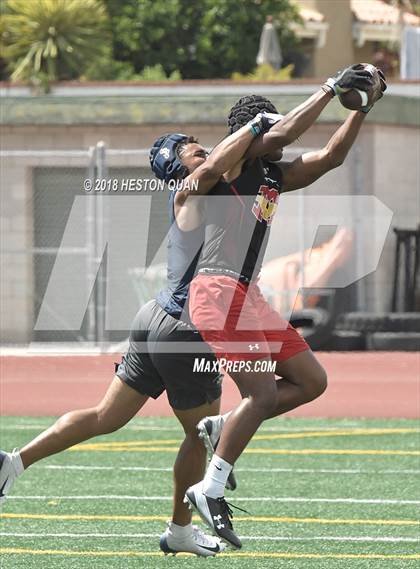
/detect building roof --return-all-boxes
[351,0,420,26]
[297,1,419,28]
[1,83,419,128]
[299,7,325,23]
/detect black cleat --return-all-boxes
[184,482,242,549]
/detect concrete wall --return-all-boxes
[354,43,378,67]
[370,124,420,311]
[0,120,418,342]
[0,123,227,342]
[0,157,33,343]
[295,122,419,312]
[312,0,354,77]
[296,0,385,78]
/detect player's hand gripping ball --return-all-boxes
[339,64,387,113]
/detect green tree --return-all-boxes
[103,0,299,79]
[103,0,205,78]
[384,0,420,16]
[195,0,299,78]
[1,0,109,88]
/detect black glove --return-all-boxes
[361,68,387,113]
[247,112,283,137]
[377,68,387,93]
[323,63,374,96]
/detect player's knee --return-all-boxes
[305,367,328,401]
[181,430,207,458]
[95,407,124,435]
[182,425,201,441]
[57,409,103,438]
[251,383,279,417]
[315,367,328,396]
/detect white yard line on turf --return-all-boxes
[37,465,420,475]
[0,424,394,433]
[40,465,173,472]
[123,425,368,433]
[9,495,420,505]
[0,532,418,543]
[0,425,182,432]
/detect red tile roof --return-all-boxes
[299,7,325,23]
[351,0,420,26]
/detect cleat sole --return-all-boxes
[197,424,215,459]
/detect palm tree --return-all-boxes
[1,0,109,88]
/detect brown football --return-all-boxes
[339,64,382,111]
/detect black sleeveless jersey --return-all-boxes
[197,158,283,280]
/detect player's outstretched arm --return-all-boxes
[245,64,374,160]
[280,110,366,192]
[174,114,276,229]
[280,69,386,192]
[175,114,272,206]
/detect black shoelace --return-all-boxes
[216,497,250,528]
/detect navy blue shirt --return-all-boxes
[156,191,203,319]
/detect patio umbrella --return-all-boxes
[256,15,282,70]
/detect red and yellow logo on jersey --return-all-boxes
[252,185,279,225]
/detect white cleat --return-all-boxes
[0,450,21,507]
[197,415,237,491]
[159,521,226,557]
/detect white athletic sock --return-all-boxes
[10,449,24,476]
[202,454,232,499]
[169,521,192,538]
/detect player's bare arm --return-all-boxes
[175,115,272,205]
[280,71,387,192]
[172,123,256,230]
[280,111,366,192]
[150,115,274,230]
[173,114,275,229]
[245,63,375,160]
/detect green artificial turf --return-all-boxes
[1,416,419,568]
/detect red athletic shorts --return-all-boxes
[189,274,309,362]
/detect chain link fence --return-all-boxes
[1,144,170,344]
[1,143,394,346]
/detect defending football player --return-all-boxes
[0,118,265,557]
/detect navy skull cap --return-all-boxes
[149,133,189,183]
